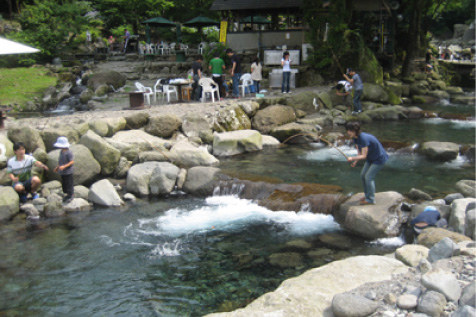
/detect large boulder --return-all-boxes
[182,166,221,196]
[448,198,476,234]
[80,130,121,176]
[124,112,150,129]
[270,123,318,143]
[182,113,213,139]
[363,83,389,103]
[41,127,80,152]
[103,117,127,136]
[168,141,219,168]
[87,71,126,91]
[251,105,296,134]
[213,130,262,157]
[0,187,20,221]
[419,141,459,162]
[149,162,181,195]
[334,192,404,239]
[0,134,13,169]
[204,256,407,317]
[88,179,123,207]
[106,130,170,161]
[238,101,260,117]
[45,144,101,186]
[126,162,162,196]
[416,227,471,248]
[144,114,182,138]
[455,180,475,198]
[364,106,403,120]
[7,125,46,152]
[212,104,252,132]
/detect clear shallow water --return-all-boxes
[0,195,400,316]
[1,103,474,316]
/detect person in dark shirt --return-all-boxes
[226,48,242,98]
[345,121,388,205]
[410,206,447,236]
[343,68,363,114]
[192,55,203,101]
[53,136,75,203]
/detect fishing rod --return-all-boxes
[280,133,349,160]
[319,136,350,160]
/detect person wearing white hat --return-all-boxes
[53,136,74,203]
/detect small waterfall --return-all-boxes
[213,182,245,197]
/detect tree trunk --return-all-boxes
[401,0,424,77]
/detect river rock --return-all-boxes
[44,193,65,218]
[364,106,402,120]
[419,141,459,161]
[448,198,476,234]
[63,198,92,213]
[459,280,475,307]
[363,83,390,103]
[145,114,182,138]
[421,268,462,301]
[408,188,433,201]
[182,166,221,196]
[238,101,260,117]
[182,113,212,139]
[87,71,126,91]
[334,192,404,239]
[269,252,303,268]
[80,130,121,176]
[149,162,180,195]
[213,130,262,157]
[88,120,109,137]
[332,293,378,317]
[317,91,332,109]
[298,112,334,127]
[88,179,123,206]
[417,290,447,316]
[445,86,464,95]
[270,123,318,143]
[41,127,80,152]
[428,237,458,263]
[137,150,168,163]
[251,105,296,134]
[465,207,475,240]
[417,227,471,248]
[103,117,127,136]
[262,135,281,148]
[428,90,450,100]
[212,104,251,132]
[204,255,408,317]
[452,95,476,105]
[107,130,170,161]
[444,193,465,204]
[73,185,90,200]
[20,203,40,219]
[168,140,219,167]
[124,112,150,129]
[395,244,429,267]
[7,125,46,153]
[0,187,19,221]
[453,306,476,317]
[455,180,475,198]
[45,144,101,186]
[126,162,162,196]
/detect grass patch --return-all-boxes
[0,67,57,107]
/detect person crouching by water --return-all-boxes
[7,142,49,203]
[345,121,388,205]
[410,206,447,237]
[53,137,75,203]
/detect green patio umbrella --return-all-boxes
[141,17,177,44]
[183,16,220,28]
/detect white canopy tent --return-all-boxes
[0,37,40,55]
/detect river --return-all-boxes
[0,101,474,316]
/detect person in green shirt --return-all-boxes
[208,52,225,100]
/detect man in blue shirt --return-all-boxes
[123,29,131,53]
[343,68,363,114]
[345,121,388,205]
[411,206,447,236]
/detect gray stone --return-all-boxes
[459,280,475,307]
[449,198,476,234]
[145,114,182,138]
[8,125,46,153]
[238,101,260,117]
[181,113,212,139]
[363,83,390,103]
[149,162,180,196]
[41,127,80,152]
[428,237,457,262]
[123,193,136,201]
[89,120,109,137]
[182,166,221,197]
[126,162,162,196]
[417,228,471,248]
[87,71,126,91]
[44,193,65,218]
[465,208,475,240]
[168,141,219,168]
[332,293,378,317]
[88,179,123,207]
[408,188,433,201]
[80,130,121,176]
[73,185,89,200]
[137,151,168,163]
[395,244,429,267]
[213,130,263,157]
[444,193,465,204]
[418,258,432,274]
[421,268,462,301]
[63,198,92,213]
[455,180,475,198]
[212,104,252,132]
[19,203,40,219]
[452,306,476,317]
[419,141,460,162]
[397,294,418,310]
[0,187,20,221]
[270,122,318,143]
[124,112,149,129]
[251,105,296,134]
[103,117,127,137]
[417,291,447,317]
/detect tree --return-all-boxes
[12,0,91,60]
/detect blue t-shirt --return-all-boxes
[352,73,363,91]
[411,209,440,226]
[353,132,388,165]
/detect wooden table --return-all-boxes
[169,81,192,103]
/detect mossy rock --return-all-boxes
[387,89,402,105]
[285,91,320,113]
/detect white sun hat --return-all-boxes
[54,136,71,148]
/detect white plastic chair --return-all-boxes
[238,73,253,97]
[158,43,169,55]
[134,82,154,105]
[199,42,208,54]
[153,79,165,102]
[168,42,176,55]
[179,43,188,54]
[199,77,220,103]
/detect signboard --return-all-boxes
[219,20,228,44]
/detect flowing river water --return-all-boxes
[0,101,474,316]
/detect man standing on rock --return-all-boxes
[343,68,363,114]
[345,122,388,205]
[226,48,242,98]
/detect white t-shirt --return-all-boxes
[251,62,262,81]
[7,154,36,181]
[282,58,291,72]
[338,80,353,92]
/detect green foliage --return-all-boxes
[0,67,57,107]
[13,0,92,61]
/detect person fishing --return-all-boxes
[345,121,388,205]
[343,68,363,114]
